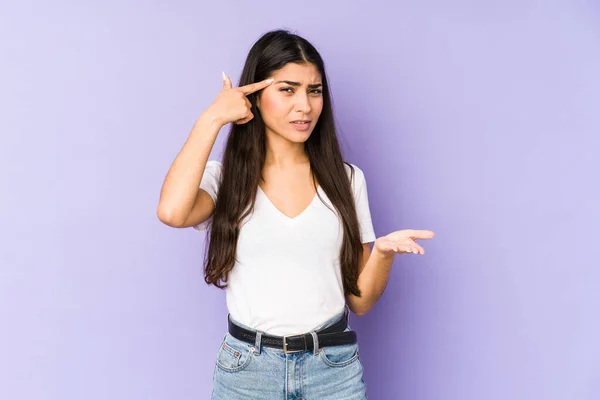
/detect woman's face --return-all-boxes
[256,62,324,143]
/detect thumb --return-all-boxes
[408,229,435,239]
[222,71,232,90]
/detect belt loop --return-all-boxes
[253,330,262,355]
[310,331,319,355]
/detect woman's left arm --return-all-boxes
[346,229,435,316]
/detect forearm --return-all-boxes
[350,248,395,316]
[157,111,222,224]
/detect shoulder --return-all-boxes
[206,159,223,169]
[343,162,367,189]
[204,160,223,177]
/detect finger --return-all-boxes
[413,244,425,254]
[408,230,435,240]
[400,245,417,254]
[222,71,232,90]
[236,116,253,125]
[239,78,274,95]
[235,112,254,125]
[245,97,252,110]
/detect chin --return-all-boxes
[287,127,315,142]
[266,124,315,143]
[288,132,312,143]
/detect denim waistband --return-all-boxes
[228,304,350,336]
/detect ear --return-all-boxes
[256,94,261,109]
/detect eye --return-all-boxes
[279,87,294,93]
[310,89,323,95]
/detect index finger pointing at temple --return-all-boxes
[239,78,274,95]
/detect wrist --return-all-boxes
[372,246,395,261]
[191,112,224,141]
[199,108,226,130]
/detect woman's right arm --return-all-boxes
[157,73,274,228]
[156,112,223,228]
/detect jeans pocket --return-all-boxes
[319,341,360,367]
[215,334,254,372]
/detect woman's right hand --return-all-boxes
[206,72,274,126]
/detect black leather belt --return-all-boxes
[227,310,357,354]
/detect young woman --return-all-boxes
[158,29,434,400]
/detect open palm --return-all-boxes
[374,229,435,256]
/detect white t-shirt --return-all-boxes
[194,160,376,336]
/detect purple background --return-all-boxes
[2,1,599,399]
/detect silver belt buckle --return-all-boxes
[282,335,304,354]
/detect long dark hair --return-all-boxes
[203,29,364,297]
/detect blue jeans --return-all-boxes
[211,306,368,399]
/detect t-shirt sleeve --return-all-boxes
[347,163,376,243]
[193,160,222,232]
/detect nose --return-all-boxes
[295,92,312,114]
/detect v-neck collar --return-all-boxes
[257,185,320,223]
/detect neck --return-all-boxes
[264,129,309,168]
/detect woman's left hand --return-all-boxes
[374,229,435,257]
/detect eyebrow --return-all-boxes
[275,80,323,88]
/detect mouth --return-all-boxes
[290,119,312,131]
